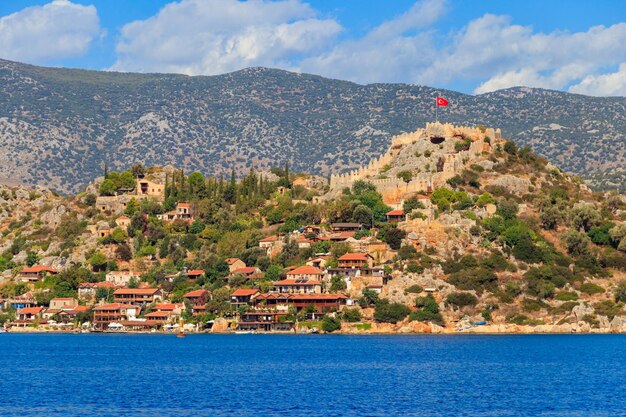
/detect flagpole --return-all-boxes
[435,96,438,123]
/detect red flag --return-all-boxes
[436,97,449,106]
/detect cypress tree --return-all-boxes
[164,173,169,199]
[284,161,290,188]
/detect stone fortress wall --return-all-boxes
[328,122,502,205]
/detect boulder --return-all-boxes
[488,175,531,194]
[572,303,594,321]
[211,317,230,333]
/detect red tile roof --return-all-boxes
[19,307,43,315]
[225,258,242,265]
[93,303,128,311]
[113,288,159,295]
[274,279,321,286]
[338,253,371,261]
[230,289,259,297]
[231,267,257,275]
[184,289,209,298]
[255,293,347,301]
[286,265,323,276]
[145,311,172,318]
[259,235,279,243]
[20,265,58,274]
[186,269,204,277]
[386,209,405,216]
[79,282,116,289]
[178,203,191,208]
[155,303,180,311]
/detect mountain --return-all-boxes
[0,58,624,194]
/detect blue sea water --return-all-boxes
[0,334,625,417]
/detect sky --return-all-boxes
[0,0,625,96]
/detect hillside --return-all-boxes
[0,123,625,334]
[0,59,624,194]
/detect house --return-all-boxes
[386,209,405,222]
[254,293,348,314]
[285,265,324,281]
[184,289,210,316]
[303,225,321,235]
[106,270,142,286]
[273,279,322,294]
[230,267,261,279]
[329,231,356,242]
[93,303,139,330]
[18,265,58,282]
[7,292,38,310]
[331,223,362,232]
[115,215,131,229]
[366,284,384,294]
[230,288,260,308]
[113,288,162,305]
[306,256,330,269]
[259,235,281,256]
[157,202,193,222]
[78,282,116,301]
[15,306,43,325]
[296,235,313,249]
[49,297,78,310]
[136,179,164,199]
[237,311,294,332]
[144,311,176,323]
[225,258,246,273]
[95,221,112,238]
[153,303,184,315]
[338,253,375,269]
[185,269,205,280]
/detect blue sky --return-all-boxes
[1,0,625,95]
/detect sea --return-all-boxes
[0,333,624,416]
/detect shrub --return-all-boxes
[341,308,362,323]
[411,295,444,325]
[357,288,379,307]
[405,284,424,294]
[579,282,605,295]
[555,291,578,301]
[406,262,424,274]
[615,281,626,303]
[446,292,478,307]
[594,300,624,320]
[322,316,341,333]
[374,299,411,323]
[447,267,498,292]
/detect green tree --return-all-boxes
[563,229,590,257]
[571,204,602,232]
[382,227,406,250]
[99,179,116,196]
[374,299,411,323]
[330,275,347,292]
[341,308,362,322]
[89,252,107,271]
[446,292,478,307]
[396,170,413,186]
[322,316,341,333]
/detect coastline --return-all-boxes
[5,322,626,335]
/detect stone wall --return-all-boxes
[328,122,502,204]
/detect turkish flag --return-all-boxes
[436,97,449,106]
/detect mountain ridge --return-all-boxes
[0,58,624,193]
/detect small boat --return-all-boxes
[235,330,255,335]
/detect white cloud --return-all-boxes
[299,0,447,83]
[569,63,626,96]
[111,0,342,74]
[107,0,626,96]
[0,0,101,64]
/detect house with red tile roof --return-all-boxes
[225,258,246,272]
[338,253,375,269]
[254,293,348,314]
[386,209,405,222]
[185,269,205,280]
[273,279,322,294]
[16,306,43,324]
[18,265,58,282]
[230,266,261,278]
[184,289,210,316]
[230,288,260,307]
[285,265,324,281]
[237,311,294,332]
[113,288,162,305]
[93,303,140,330]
